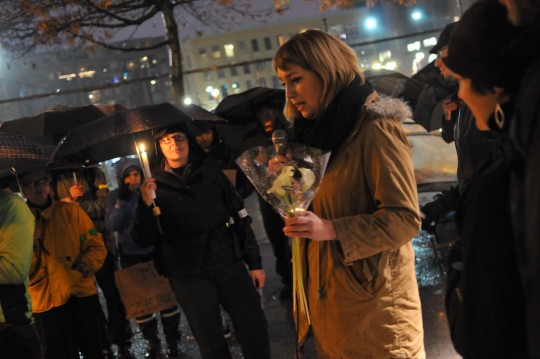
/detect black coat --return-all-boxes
[450,131,527,358]
[133,155,262,277]
[507,18,540,358]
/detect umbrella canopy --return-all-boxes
[214,87,285,125]
[411,62,457,131]
[0,104,126,145]
[365,69,446,132]
[186,104,248,150]
[52,102,203,165]
[0,132,50,177]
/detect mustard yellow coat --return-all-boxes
[298,95,425,358]
[28,200,106,313]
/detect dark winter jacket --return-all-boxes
[506,17,540,359]
[422,103,490,225]
[133,155,262,277]
[452,127,527,358]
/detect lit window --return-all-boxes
[407,41,421,52]
[224,44,235,58]
[423,37,437,48]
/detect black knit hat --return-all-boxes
[152,123,189,142]
[429,22,457,54]
[443,0,521,88]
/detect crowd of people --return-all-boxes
[1,0,540,358]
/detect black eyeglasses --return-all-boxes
[21,177,50,188]
[159,133,187,145]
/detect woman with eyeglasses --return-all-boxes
[133,124,270,359]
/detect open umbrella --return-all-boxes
[0,132,50,178]
[52,102,203,165]
[186,104,249,150]
[214,87,285,125]
[0,104,126,145]
[411,62,457,131]
[365,69,446,132]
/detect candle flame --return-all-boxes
[139,143,146,152]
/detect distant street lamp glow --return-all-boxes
[411,10,423,21]
[184,97,192,105]
[364,17,377,30]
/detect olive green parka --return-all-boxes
[298,94,425,359]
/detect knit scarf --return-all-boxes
[292,75,373,161]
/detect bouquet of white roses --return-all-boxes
[236,143,330,323]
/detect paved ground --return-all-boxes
[103,193,461,358]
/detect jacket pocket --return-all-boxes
[347,253,381,296]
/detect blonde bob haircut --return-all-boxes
[273,29,364,121]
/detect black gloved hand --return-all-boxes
[420,213,437,233]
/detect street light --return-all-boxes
[364,17,377,30]
[411,10,423,22]
[211,88,220,103]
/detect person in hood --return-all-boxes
[273,29,424,358]
[134,123,270,359]
[19,169,108,358]
[105,157,181,359]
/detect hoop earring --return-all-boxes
[494,103,505,130]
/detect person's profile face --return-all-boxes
[195,130,214,153]
[123,169,142,191]
[277,64,323,119]
[159,132,190,167]
[434,46,454,81]
[452,72,500,131]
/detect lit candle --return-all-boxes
[136,142,156,200]
[72,172,78,185]
[139,143,152,180]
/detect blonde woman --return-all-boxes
[274,29,424,358]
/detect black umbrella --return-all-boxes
[52,102,203,165]
[411,62,457,131]
[214,87,285,125]
[186,104,248,150]
[365,69,445,132]
[0,132,50,178]
[0,104,127,145]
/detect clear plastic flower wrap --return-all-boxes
[236,143,330,323]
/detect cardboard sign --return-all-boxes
[114,261,177,319]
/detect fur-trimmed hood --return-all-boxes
[363,92,413,124]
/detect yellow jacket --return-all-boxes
[28,199,106,313]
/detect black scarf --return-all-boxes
[292,75,373,160]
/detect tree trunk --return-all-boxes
[160,1,184,106]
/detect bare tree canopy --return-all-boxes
[0,0,413,105]
[0,0,277,105]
